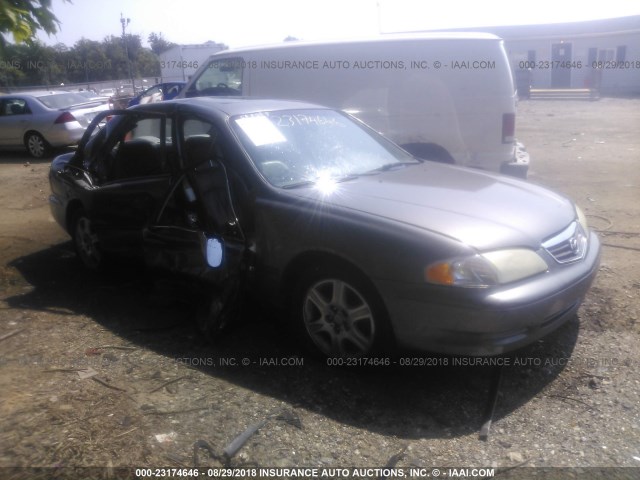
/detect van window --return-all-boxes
[193,58,243,96]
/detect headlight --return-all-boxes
[425,249,548,288]
[575,204,588,232]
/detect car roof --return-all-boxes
[0,90,76,98]
[131,96,330,118]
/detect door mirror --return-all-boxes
[205,237,223,268]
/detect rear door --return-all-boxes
[83,111,175,254]
[0,97,31,146]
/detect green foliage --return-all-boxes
[0,20,223,88]
[1,33,162,88]
[148,32,177,56]
[136,48,160,77]
[0,0,65,49]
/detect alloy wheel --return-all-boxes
[302,278,376,357]
[26,133,47,158]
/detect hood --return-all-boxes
[286,163,575,251]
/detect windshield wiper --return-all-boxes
[281,174,359,190]
[365,160,423,174]
[333,174,360,183]
[281,180,317,189]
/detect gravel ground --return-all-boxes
[0,98,639,479]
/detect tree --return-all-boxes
[102,34,138,80]
[0,26,161,88]
[148,32,176,56]
[0,0,67,50]
[65,38,110,83]
[0,44,26,86]
[1,41,64,86]
[135,48,160,77]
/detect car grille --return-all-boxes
[542,222,588,264]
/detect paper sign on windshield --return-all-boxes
[235,116,286,147]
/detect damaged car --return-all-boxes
[49,97,600,357]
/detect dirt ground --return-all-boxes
[0,98,639,479]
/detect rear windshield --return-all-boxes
[36,92,91,109]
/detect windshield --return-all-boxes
[37,92,94,109]
[231,109,416,188]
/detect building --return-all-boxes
[159,42,226,82]
[413,16,640,96]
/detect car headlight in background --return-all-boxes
[575,204,588,232]
[425,249,549,288]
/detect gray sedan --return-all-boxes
[0,90,108,158]
[49,97,600,357]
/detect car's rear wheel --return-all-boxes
[72,211,103,270]
[292,263,391,357]
[25,132,50,159]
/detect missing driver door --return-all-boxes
[144,116,245,282]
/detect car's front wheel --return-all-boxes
[24,132,50,159]
[72,211,104,270]
[292,264,392,357]
[196,275,242,343]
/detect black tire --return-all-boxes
[401,143,454,163]
[291,262,392,358]
[71,210,104,270]
[24,132,50,159]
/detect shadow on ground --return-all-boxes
[5,242,580,440]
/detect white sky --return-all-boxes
[37,0,640,49]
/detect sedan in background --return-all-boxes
[0,91,109,158]
[98,88,116,97]
[49,98,600,358]
[75,90,111,105]
[127,82,186,107]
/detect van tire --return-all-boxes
[401,143,454,163]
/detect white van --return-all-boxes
[180,33,529,177]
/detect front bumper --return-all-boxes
[379,232,600,356]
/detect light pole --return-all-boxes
[120,13,135,93]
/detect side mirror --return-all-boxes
[205,237,223,268]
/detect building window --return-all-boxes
[616,46,627,62]
[588,48,597,66]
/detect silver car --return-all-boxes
[0,90,109,158]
